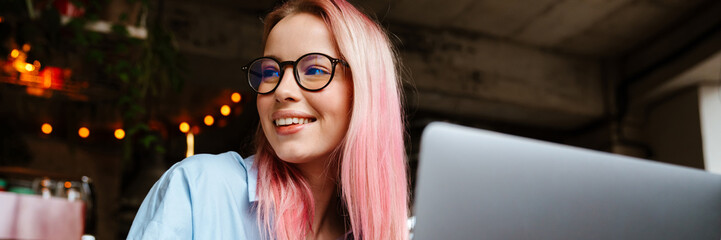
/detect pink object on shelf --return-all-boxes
[0,192,84,240]
[53,0,87,17]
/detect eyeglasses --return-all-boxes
[242,52,349,94]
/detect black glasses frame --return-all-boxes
[241,52,350,94]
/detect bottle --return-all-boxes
[40,177,52,199]
[66,181,79,201]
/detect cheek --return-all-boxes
[325,81,353,129]
[256,96,268,115]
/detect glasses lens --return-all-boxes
[297,54,334,90]
[248,58,280,93]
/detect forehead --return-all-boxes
[264,13,339,61]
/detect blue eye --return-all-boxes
[305,67,329,76]
[262,69,279,78]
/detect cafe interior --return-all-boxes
[1,0,721,239]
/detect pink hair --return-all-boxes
[254,0,409,239]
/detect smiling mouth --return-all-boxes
[274,117,317,127]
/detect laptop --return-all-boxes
[412,122,721,240]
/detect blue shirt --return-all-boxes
[127,151,262,239]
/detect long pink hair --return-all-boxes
[253,0,409,239]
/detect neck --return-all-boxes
[296,158,346,240]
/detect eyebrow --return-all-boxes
[263,52,337,61]
[263,54,282,61]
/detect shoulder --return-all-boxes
[128,152,259,238]
[167,151,254,181]
[173,151,248,172]
[150,151,257,200]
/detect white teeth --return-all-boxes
[275,117,314,126]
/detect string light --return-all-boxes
[186,132,194,157]
[13,61,25,73]
[10,49,19,58]
[28,89,245,141]
[41,123,52,134]
[78,127,90,138]
[231,92,242,103]
[22,44,31,52]
[179,122,190,133]
[64,181,72,188]
[42,70,52,88]
[24,63,34,71]
[204,115,214,126]
[114,129,125,139]
[220,105,231,116]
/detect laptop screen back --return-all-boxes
[413,122,721,240]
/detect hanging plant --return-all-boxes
[0,0,185,169]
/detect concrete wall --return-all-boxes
[392,24,606,130]
[641,88,704,168]
[700,84,721,173]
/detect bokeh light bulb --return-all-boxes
[10,49,19,58]
[204,115,214,126]
[220,105,231,116]
[78,127,90,138]
[231,92,241,103]
[179,122,190,133]
[41,123,52,134]
[114,129,125,139]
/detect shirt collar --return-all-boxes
[243,155,259,203]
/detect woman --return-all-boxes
[128,0,408,239]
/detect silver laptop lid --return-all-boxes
[413,122,721,240]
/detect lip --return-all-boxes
[271,110,317,135]
[271,110,316,121]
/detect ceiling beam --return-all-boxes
[391,23,605,130]
[622,0,721,101]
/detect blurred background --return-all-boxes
[1,0,720,239]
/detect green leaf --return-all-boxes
[69,0,86,8]
[140,135,158,148]
[111,24,129,37]
[88,32,102,44]
[118,95,132,106]
[127,123,150,136]
[89,49,104,63]
[116,60,130,71]
[119,73,129,83]
[155,145,166,154]
[115,44,129,54]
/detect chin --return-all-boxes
[273,148,314,164]
[275,154,305,164]
[274,147,334,166]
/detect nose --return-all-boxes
[273,66,301,103]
